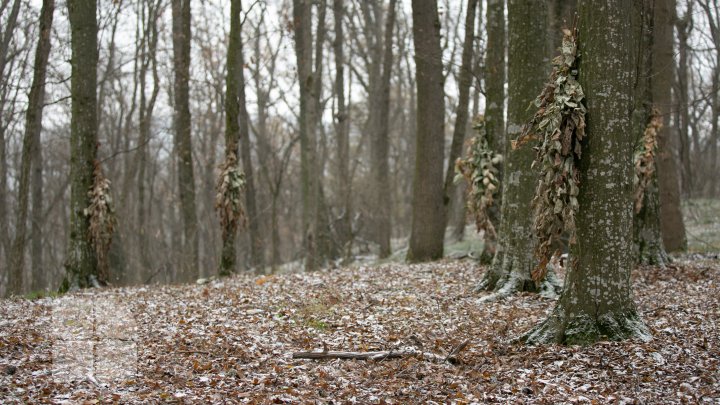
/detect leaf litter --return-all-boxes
[0,257,718,403]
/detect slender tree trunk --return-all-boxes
[63,0,99,290]
[443,0,478,221]
[332,0,352,259]
[676,4,693,197]
[523,0,650,345]
[654,0,687,252]
[478,0,505,264]
[9,0,54,295]
[293,0,325,270]
[372,0,397,259]
[478,0,558,298]
[407,0,445,262]
[632,0,669,267]
[171,0,199,280]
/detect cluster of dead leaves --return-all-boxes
[85,160,116,282]
[514,28,587,283]
[215,150,246,234]
[1,256,718,403]
[455,116,503,239]
[633,110,662,214]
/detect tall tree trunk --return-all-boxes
[675,3,693,197]
[443,0,478,223]
[137,0,162,279]
[332,0,352,259]
[371,0,397,259]
[171,0,199,280]
[478,0,557,298]
[293,0,323,271]
[480,0,504,263]
[407,0,445,262]
[654,0,687,252]
[9,0,54,295]
[63,0,99,290]
[523,0,650,345]
[632,0,669,267]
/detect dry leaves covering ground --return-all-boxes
[1,257,719,404]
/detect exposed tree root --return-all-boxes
[520,309,651,345]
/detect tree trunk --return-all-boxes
[370,0,397,259]
[8,0,54,295]
[675,4,693,197]
[332,0,352,259]
[478,0,504,263]
[523,0,650,345]
[478,0,559,298]
[63,0,99,290]
[293,0,323,271]
[443,0,478,225]
[171,0,199,280]
[632,0,668,267]
[407,0,445,262]
[653,0,687,252]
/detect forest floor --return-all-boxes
[1,254,719,403]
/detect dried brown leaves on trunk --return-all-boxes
[514,29,587,282]
[634,109,662,214]
[215,151,246,234]
[455,116,503,238]
[85,161,116,282]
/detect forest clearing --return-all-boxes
[1,254,719,403]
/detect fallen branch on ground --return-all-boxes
[292,340,471,365]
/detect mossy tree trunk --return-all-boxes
[477,0,560,299]
[523,0,650,345]
[406,0,445,262]
[63,0,99,290]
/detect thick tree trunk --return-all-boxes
[653,0,687,252]
[478,0,559,298]
[9,0,54,295]
[523,0,650,345]
[63,0,99,290]
[407,0,445,262]
[171,0,199,281]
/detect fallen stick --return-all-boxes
[292,343,469,364]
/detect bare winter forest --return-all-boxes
[1,0,719,402]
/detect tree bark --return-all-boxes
[63,0,99,290]
[632,0,669,267]
[443,0,478,225]
[332,0,352,259]
[523,0,650,345]
[171,0,199,280]
[9,0,54,295]
[653,0,687,252]
[478,0,559,298]
[478,0,504,263]
[675,3,693,197]
[407,0,445,262]
[293,0,323,271]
